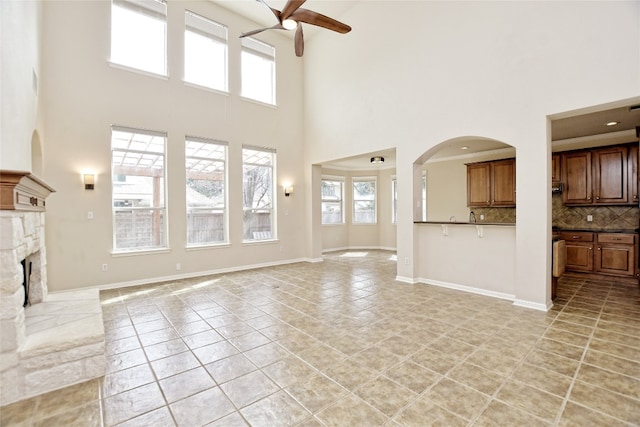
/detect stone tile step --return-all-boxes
[21,289,105,360]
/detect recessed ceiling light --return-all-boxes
[460,146,469,150]
[606,121,619,126]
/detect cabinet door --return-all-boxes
[565,242,594,272]
[596,244,635,276]
[593,146,628,204]
[552,154,561,184]
[467,163,491,207]
[562,151,592,205]
[629,143,638,205]
[491,159,516,207]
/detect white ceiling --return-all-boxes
[215,1,640,170]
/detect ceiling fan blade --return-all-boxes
[281,0,307,20]
[294,24,304,57]
[240,23,284,38]
[291,8,351,34]
[255,0,281,21]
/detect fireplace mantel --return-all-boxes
[0,170,56,211]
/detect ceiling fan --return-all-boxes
[240,0,351,57]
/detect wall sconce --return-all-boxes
[284,186,294,197]
[83,174,95,190]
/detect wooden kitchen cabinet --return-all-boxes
[596,233,637,277]
[561,144,635,206]
[552,154,562,185]
[560,232,594,272]
[467,158,515,207]
[629,143,638,205]
[562,151,592,205]
[593,145,628,204]
[559,231,639,280]
[467,163,491,207]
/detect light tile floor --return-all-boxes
[2,250,640,426]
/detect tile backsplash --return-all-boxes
[552,193,640,230]
[471,207,516,224]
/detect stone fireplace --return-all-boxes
[0,171,105,406]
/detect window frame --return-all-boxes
[240,37,276,106]
[110,0,168,77]
[184,10,228,92]
[352,177,377,225]
[321,176,345,225]
[111,125,168,253]
[391,176,398,225]
[185,136,228,247]
[242,146,277,242]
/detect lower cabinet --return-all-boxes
[560,231,638,279]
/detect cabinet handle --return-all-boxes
[596,196,600,200]
[588,196,591,200]
[597,247,601,251]
[572,236,580,239]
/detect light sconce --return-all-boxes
[370,156,384,164]
[284,186,294,197]
[83,174,95,190]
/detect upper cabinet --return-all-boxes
[467,158,516,207]
[562,151,592,204]
[630,143,638,204]
[562,143,636,206]
[552,154,562,185]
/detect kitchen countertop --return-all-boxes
[553,227,639,233]
[415,221,515,226]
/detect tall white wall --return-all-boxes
[1,0,41,171]
[304,1,640,307]
[40,1,305,290]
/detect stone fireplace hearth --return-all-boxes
[0,171,105,406]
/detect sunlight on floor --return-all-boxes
[340,252,368,258]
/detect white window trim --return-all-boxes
[391,175,398,225]
[185,135,229,248]
[110,125,169,254]
[242,145,277,242]
[110,0,168,77]
[240,37,276,106]
[352,176,377,225]
[321,175,345,225]
[184,10,229,93]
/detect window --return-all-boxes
[241,38,276,105]
[111,126,167,251]
[185,137,227,246]
[321,178,344,224]
[184,11,227,91]
[353,178,377,224]
[422,170,428,221]
[392,177,398,224]
[110,0,167,76]
[243,147,275,240]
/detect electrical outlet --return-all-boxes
[587,215,593,222]
[101,264,108,272]
[403,257,409,265]
[87,211,94,220]
[480,214,485,220]
[176,263,181,271]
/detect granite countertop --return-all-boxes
[553,227,639,234]
[415,221,515,226]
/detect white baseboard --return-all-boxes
[98,257,309,292]
[418,277,515,302]
[513,299,552,312]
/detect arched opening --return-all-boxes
[409,136,518,301]
[31,130,44,177]
[414,136,516,224]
